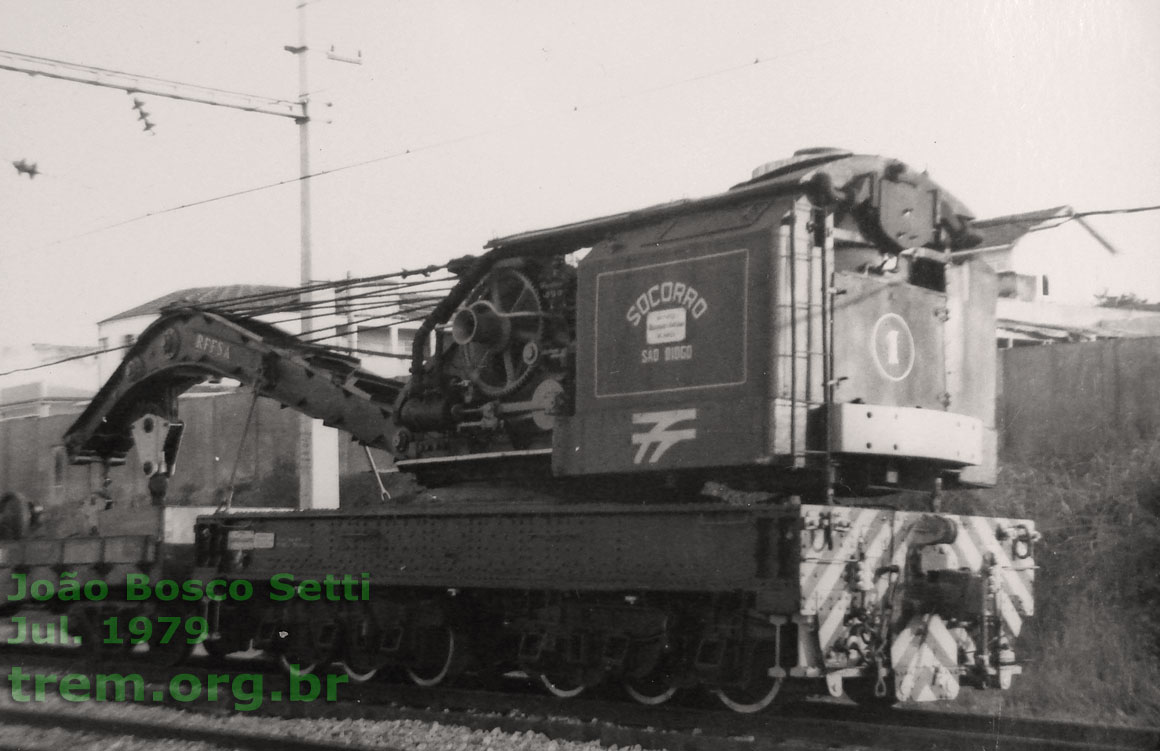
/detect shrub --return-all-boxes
[944,439,1160,724]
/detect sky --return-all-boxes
[1,0,1159,351]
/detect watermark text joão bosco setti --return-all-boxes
[5,571,372,603]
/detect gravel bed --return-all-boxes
[0,686,653,751]
[0,722,233,751]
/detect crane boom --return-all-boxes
[64,308,404,465]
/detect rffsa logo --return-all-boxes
[631,409,697,464]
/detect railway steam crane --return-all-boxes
[6,149,1039,712]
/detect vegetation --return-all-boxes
[944,439,1160,725]
[1095,291,1160,311]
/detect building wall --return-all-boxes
[998,336,1160,459]
[97,315,152,385]
[0,412,87,509]
[355,324,431,379]
[0,345,99,395]
[0,387,401,517]
[1006,223,1122,306]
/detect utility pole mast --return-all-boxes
[0,4,357,510]
[285,0,340,511]
[288,1,313,290]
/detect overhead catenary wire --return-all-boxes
[0,344,129,377]
[6,26,1160,267]
[0,262,456,377]
[13,130,493,260]
[3,34,889,373]
[9,34,862,259]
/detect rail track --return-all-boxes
[0,705,400,751]
[3,643,1157,751]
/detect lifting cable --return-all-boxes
[219,384,263,513]
[363,445,391,502]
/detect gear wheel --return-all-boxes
[453,267,545,398]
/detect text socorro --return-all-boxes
[6,572,372,603]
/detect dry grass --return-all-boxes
[943,439,1160,725]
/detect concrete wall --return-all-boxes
[998,336,1160,460]
[0,412,91,508]
[168,390,302,508]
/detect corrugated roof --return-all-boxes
[99,285,293,323]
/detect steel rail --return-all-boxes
[4,644,1157,751]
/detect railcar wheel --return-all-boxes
[146,603,198,668]
[66,603,104,655]
[274,606,338,677]
[714,640,784,713]
[203,638,236,660]
[278,654,319,677]
[203,602,257,661]
[714,676,783,713]
[340,661,379,683]
[624,674,678,706]
[276,638,329,677]
[68,603,134,658]
[405,626,459,687]
[341,610,392,683]
[539,669,585,699]
[149,636,193,667]
[148,607,195,667]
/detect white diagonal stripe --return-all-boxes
[967,516,1034,611]
[995,588,1023,637]
[818,591,851,650]
[801,509,873,604]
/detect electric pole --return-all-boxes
[0,5,358,509]
[285,0,339,511]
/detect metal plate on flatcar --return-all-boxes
[831,272,948,409]
[593,248,750,398]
